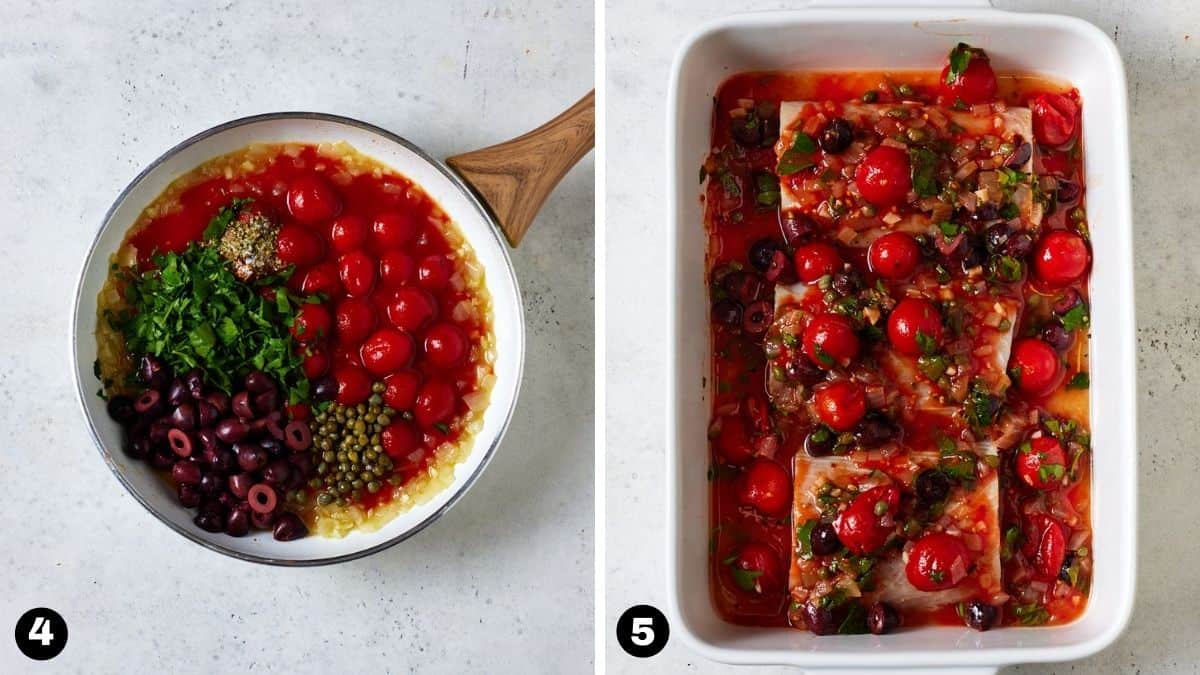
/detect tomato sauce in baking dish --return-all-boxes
[702,44,1092,634]
[97,142,495,540]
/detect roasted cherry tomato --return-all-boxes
[417,254,453,290]
[803,313,860,369]
[834,485,900,554]
[414,379,457,428]
[1033,230,1090,288]
[333,363,372,406]
[855,145,911,207]
[297,260,341,296]
[1009,338,1061,394]
[334,297,376,345]
[738,459,792,517]
[286,174,342,225]
[868,231,922,279]
[887,297,943,357]
[906,532,972,591]
[387,286,438,332]
[337,250,378,297]
[1016,435,1068,490]
[423,322,468,368]
[383,369,422,411]
[328,214,368,254]
[714,414,754,465]
[275,223,324,266]
[378,249,416,288]
[371,211,418,249]
[1022,513,1067,581]
[290,304,331,343]
[793,242,842,283]
[728,542,784,593]
[381,420,420,460]
[1031,93,1079,147]
[360,328,415,375]
[939,51,997,104]
[301,345,330,379]
[813,380,867,432]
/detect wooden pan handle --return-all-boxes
[446,90,595,247]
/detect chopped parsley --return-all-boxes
[778,132,818,176]
[964,380,1000,429]
[1060,303,1090,332]
[945,43,973,85]
[910,147,940,197]
[1067,372,1090,389]
[755,171,781,207]
[1012,603,1050,626]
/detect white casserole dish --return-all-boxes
[665,2,1136,670]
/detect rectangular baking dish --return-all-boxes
[665,2,1136,670]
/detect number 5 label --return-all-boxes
[616,605,669,658]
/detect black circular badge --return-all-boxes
[14,608,67,660]
[616,604,669,658]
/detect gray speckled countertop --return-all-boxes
[0,1,593,673]
[606,0,1197,672]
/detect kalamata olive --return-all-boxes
[106,395,136,424]
[784,353,824,386]
[830,272,859,297]
[780,210,815,245]
[272,512,309,541]
[196,400,219,428]
[915,469,951,502]
[1005,141,1032,169]
[763,250,792,283]
[245,370,277,394]
[1058,551,1077,583]
[1041,323,1072,352]
[853,414,897,447]
[148,418,171,444]
[1004,232,1035,258]
[205,391,230,415]
[216,491,239,511]
[134,389,163,416]
[235,443,267,472]
[124,434,151,459]
[231,391,254,420]
[167,428,194,457]
[984,223,1010,254]
[169,403,196,431]
[712,298,743,327]
[818,118,854,154]
[194,509,224,533]
[749,238,782,272]
[964,600,998,631]
[225,504,251,537]
[1057,178,1081,203]
[262,459,292,486]
[960,235,987,272]
[730,110,764,147]
[868,602,900,635]
[801,600,838,636]
[137,354,169,391]
[183,368,204,399]
[259,437,284,457]
[312,376,338,402]
[247,483,278,514]
[229,473,253,499]
[166,378,189,407]
[721,270,764,305]
[284,421,312,451]
[253,390,280,416]
[198,472,223,494]
[262,411,286,440]
[148,450,175,470]
[196,428,219,454]
[1052,288,1083,316]
[284,468,305,492]
[973,202,1000,224]
[742,300,773,335]
[810,523,842,556]
[804,428,836,457]
[290,452,314,479]
[250,509,276,530]
[177,483,201,508]
[211,448,236,473]
[215,418,249,443]
[171,460,201,485]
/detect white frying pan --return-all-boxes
[71,92,594,565]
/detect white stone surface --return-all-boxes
[0,1,593,673]
[605,0,1196,672]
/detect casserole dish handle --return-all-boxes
[446,90,595,247]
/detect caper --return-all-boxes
[368,394,383,406]
[373,465,386,477]
[383,406,396,417]
[348,449,360,464]
[337,462,349,473]
[360,471,373,483]
[862,90,879,103]
[358,433,369,446]
[317,492,334,506]
[365,413,377,423]
[338,497,349,507]
[905,127,926,143]
[356,403,366,414]
[337,481,351,494]
[367,481,381,493]
[377,414,391,426]
[387,475,404,486]
[351,479,364,489]
[371,381,386,394]
[309,478,322,489]
[351,419,364,434]
[897,83,914,97]
[316,461,328,475]
[365,449,378,461]
[322,450,335,463]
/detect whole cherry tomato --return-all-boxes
[906,532,972,591]
[939,52,997,104]
[803,313,860,369]
[414,379,457,428]
[793,242,842,284]
[728,542,784,593]
[1031,93,1079,147]
[387,287,438,332]
[379,250,416,288]
[714,414,754,465]
[868,231,922,279]
[738,459,792,517]
[383,369,422,411]
[371,211,418,249]
[328,214,368,254]
[423,322,468,367]
[275,223,324,266]
[855,145,912,207]
[381,420,420,460]
[417,254,453,290]
[1016,435,1068,490]
[290,304,331,343]
[1009,338,1061,394]
[813,380,868,432]
[360,328,415,375]
[1033,230,1090,288]
[334,297,376,346]
[1022,513,1067,580]
[297,261,341,296]
[887,297,944,357]
[337,250,378,297]
[834,485,900,554]
[302,345,330,379]
[333,363,372,406]
[286,174,342,225]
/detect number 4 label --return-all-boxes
[28,616,54,646]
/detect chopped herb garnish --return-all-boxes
[910,147,940,197]
[837,603,869,635]
[1013,603,1050,626]
[796,519,818,559]
[1001,525,1023,561]
[730,567,763,592]
[964,380,1000,428]
[915,330,938,356]
[755,171,781,207]
[778,132,818,176]
[1067,372,1090,389]
[1038,463,1066,484]
[945,43,973,85]
[938,221,962,239]
[1060,304,1090,332]
[999,202,1020,219]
